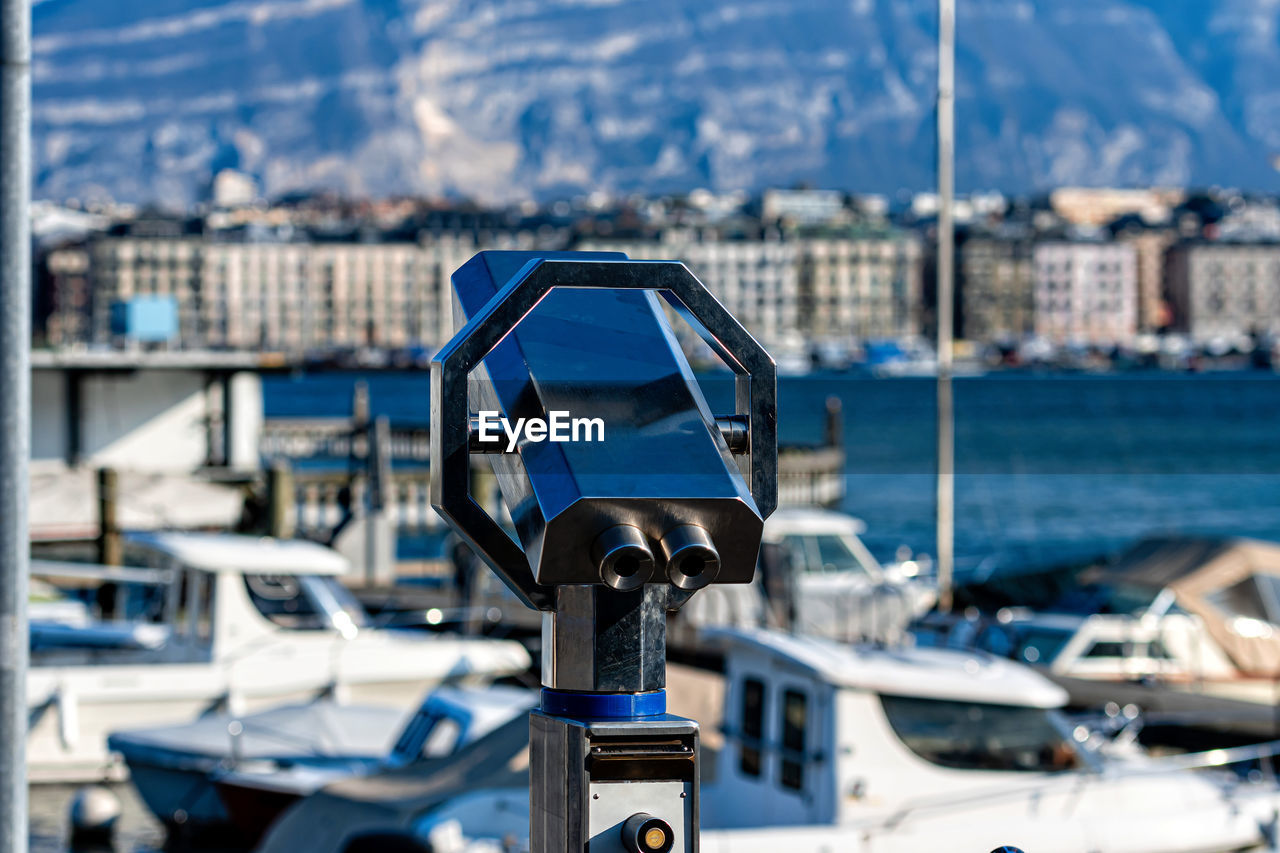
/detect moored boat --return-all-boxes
[681,507,935,644]
[256,626,1280,853]
[29,532,531,782]
[108,684,534,841]
[916,536,1280,743]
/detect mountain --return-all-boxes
[28,0,1280,206]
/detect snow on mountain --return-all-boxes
[29,0,1280,205]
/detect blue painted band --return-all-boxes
[540,688,667,718]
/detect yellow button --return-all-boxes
[644,827,667,850]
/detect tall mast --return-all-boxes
[935,0,956,613]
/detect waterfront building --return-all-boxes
[685,239,805,348]
[581,237,801,349]
[1114,228,1176,332]
[1166,242,1280,344]
[48,235,475,352]
[957,237,1034,342]
[41,243,92,347]
[797,236,922,342]
[579,231,922,349]
[1048,187,1184,228]
[1032,241,1138,345]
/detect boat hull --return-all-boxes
[124,759,229,828]
[213,778,307,845]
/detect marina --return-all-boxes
[249,628,1280,853]
[17,364,1280,852]
[11,1,1280,848]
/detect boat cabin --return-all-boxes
[28,532,532,782]
[762,508,936,642]
[33,531,366,665]
[704,628,1077,830]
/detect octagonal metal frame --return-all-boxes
[430,258,777,612]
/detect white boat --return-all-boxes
[682,508,936,644]
[108,684,535,838]
[915,537,1280,713]
[256,626,1280,853]
[28,532,531,782]
[696,629,1280,852]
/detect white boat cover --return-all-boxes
[108,700,408,773]
[256,713,530,853]
[1095,536,1280,677]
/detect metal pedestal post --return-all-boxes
[530,713,697,853]
[531,586,699,853]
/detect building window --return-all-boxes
[780,689,807,791]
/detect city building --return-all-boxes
[47,235,476,352]
[211,169,259,208]
[1048,188,1185,228]
[1115,229,1175,332]
[579,231,922,349]
[797,236,922,342]
[40,244,92,347]
[580,237,802,349]
[1032,241,1138,345]
[1166,242,1280,344]
[761,189,849,226]
[957,237,1034,342]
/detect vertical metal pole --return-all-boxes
[97,468,122,566]
[219,373,233,467]
[823,396,843,450]
[935,0,956,613]
[0,0,29,849]
[365,415,391,586]
[266,460,295,539]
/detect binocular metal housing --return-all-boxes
[430,251,777,610]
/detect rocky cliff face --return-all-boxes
[29,0,1280,205]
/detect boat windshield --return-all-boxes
[244,574,370,634]
[388,709,464,765]
[781,533,872,576]
[880,695,1081,773]
[974,624,1074,665]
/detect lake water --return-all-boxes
[263,369,1280,576]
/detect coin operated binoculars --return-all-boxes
[431,251,776,853]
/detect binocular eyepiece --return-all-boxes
[591,524,722,592]
[659,524,721,591]
[592,525,654,592]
